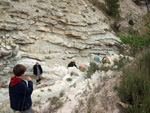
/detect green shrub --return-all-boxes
[92,7,96,12]
[117,49,150,113]
[113,56,130,71]
[105,0,120,18]
[59,91,65,97]
[86,62,100,78]
[51,96,63,109]
[66,78,72,82]
[99,64,110,72]
[118,28,150,54]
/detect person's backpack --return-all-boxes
[94,55,100,62]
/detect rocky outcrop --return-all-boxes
[0,0,147,76]
[0,0,123,75]
[0,0,148,112]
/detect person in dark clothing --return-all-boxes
[9,64,33,113]
[33,62,43,84]
[67,61,78,68]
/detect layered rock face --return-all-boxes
[0,0,121,75]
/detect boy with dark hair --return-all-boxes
[9,64,33,113]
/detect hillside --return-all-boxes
[0,0,149,113]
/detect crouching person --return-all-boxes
[9,64,33,113]
[67,61,80,76]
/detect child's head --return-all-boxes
[13,64,26,77]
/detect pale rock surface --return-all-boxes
[0,54,125,113]
[0,0,148,112]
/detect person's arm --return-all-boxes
[39,65,43,74]
[26,81,33,96]
[67,63,71,68]
[74,64,78,69]
[20,77,33,96]
[26,76,33,96]
[33,65,36,75]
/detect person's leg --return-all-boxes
[36,75,41,84]
[21,108,34,113]
[20,107,33,113]
[38,75,41,84]
[36,75,40,85]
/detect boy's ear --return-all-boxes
[21,73,25,77]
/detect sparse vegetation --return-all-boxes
[118,26,150,55]
[88,0,120,18]
[105,0,120,18]
[87,80,91,89]
[86,62,100,78]
[111,22,121,32]
[99,64,110,72]
[144,13,150,27]
[48,89,51,92]
[66,78,72,82]
[94,85,101,93]
[51,96,63,109]
[87,95,95,113]
[116,49,150,113]
[36,0,44,2]
[40,89,44,92]
[59,91,65,97]
[88,0,107,15]
[113,56,130,71]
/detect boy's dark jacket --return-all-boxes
[9,76,33,111]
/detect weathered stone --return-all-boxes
[11,0,20,1]
[0,1,10,6]
[21,54,45,61]
[15,38,35,45]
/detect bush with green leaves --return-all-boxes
[118,27,150,54]
[113,56,130,71]
[117,49,150,113]
[86,62,99,78]
[105,0,120,17]
[51,96,63,109]
[99,64,110,72]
